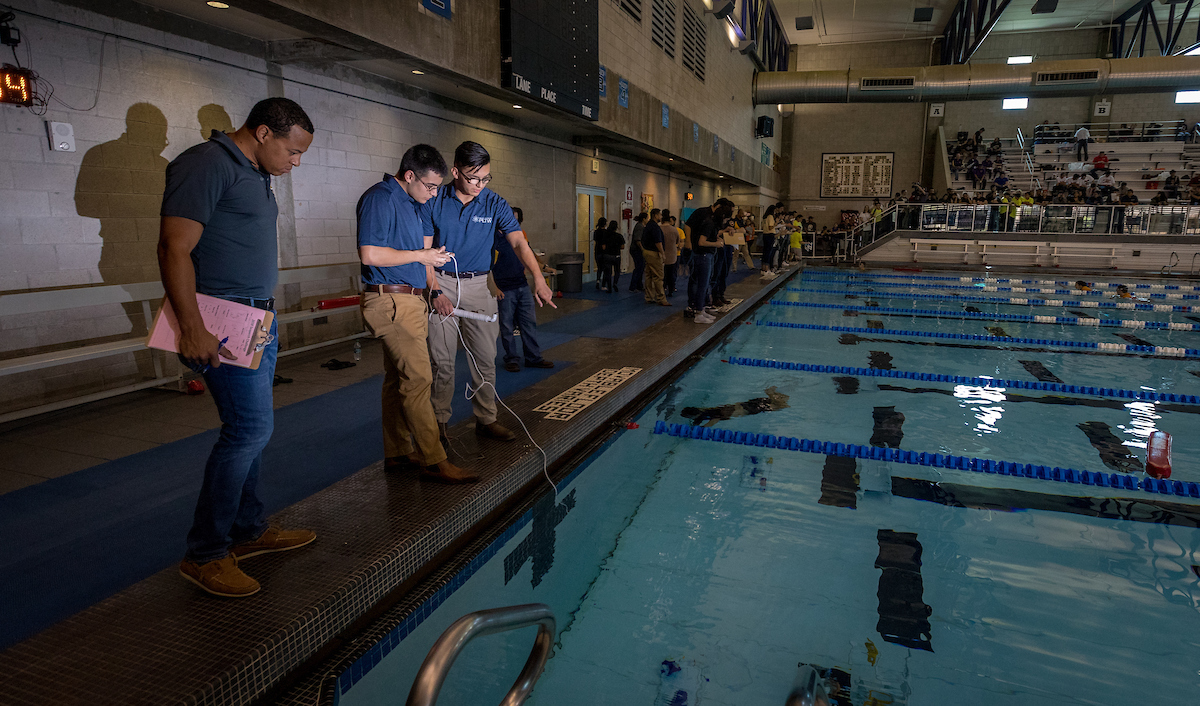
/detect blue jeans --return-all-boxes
[711,246,731,300]
[185,317,277,562]
[630,246,645,291]
[498,285,544,364]
[688,252,713,311]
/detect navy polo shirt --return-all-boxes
[356,175,428,288]
[492,231,528,292]
[160,130,278,299]
[420,184,521,273]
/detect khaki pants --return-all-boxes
[428,273,499,425]
[733,243,754,270]
[643,249,665,303]
[360,291,446,465]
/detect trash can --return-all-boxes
[551,252,585,293]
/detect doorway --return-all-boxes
[575,185,607,277]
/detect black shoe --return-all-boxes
[525,359,554,369]
[504,361,520,373]
[476,421,516,441]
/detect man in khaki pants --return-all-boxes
[357,144,478,484]
[640,208,669,306]
[421,142,555,444]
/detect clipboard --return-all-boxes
[725,228,747,245]
[146,294,276,370]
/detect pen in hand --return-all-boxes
[200,337,231,374]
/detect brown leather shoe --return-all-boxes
[179,554,260,598]
[475,420,516,441]
[420,460,481,484]
[524,359,554,369]
[230,526,317,560]
[384,455,423,472]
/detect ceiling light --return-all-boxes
[1031,0,1058,14]
[513,104,523,109]
[669,158,674,161]
[411,69,425,75]
[1002,97,1029,110]
[206,1,229,7]
[1007,55,1033,64]
[1176,91,1200,103]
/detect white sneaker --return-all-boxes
[694,312,716,324]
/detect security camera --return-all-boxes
[707,1,736,21]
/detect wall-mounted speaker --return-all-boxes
[46,121,75,152]
[755,115,774,139]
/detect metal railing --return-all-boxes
[406,604,555,706]
[1031,119,1190,144]
[785,665,830,706]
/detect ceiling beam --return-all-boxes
[940,0,1013,64]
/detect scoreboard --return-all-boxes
[500,0,599,121]
[820,152,894,199]
[0,65,33,106]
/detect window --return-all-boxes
[651,0,677,59]
[1176,91,1200,103]
[1007,55,1033,64]
[620,0,643,23]
[681,2,706,81]
[1002,97,1028,110]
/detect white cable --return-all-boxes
[434,254,556,499]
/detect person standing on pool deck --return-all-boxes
[495,206,556,372]
[159,97,316,598]
[357,144,479,485]
[423,141,555,444]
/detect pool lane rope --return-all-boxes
[754,320,1200,358]
[801,270,1200,292]
[768,300,1200,331]
[721,356,1200,405]
[785,287,1199,314]
[651,420,1200,499]
[793,279,1200,301]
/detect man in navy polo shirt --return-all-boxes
[357,144,478,484]
[494,206,555,373]
[158,97,315,598]
[421,141,555,443]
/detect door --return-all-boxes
[576,186,607,275]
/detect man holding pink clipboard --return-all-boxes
[157,98,316,598]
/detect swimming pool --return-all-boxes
[333,267,1200,705]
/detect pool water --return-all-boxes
[339,267,1200,705]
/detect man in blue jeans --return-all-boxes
[495,207,555,373]
[684,198,734,324]
[158,98,316,598]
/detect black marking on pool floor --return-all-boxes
[503,489,576,588]
[1187,316,1200,325]
[843,310,859,317]
[875,530,933,652]
[1077,421,1144,474]
[891,477,1200,529]
[819,455,859,509]
[833,332,1184,360]
[1113,332,1156,347]
[868,351,894,370]
[866,320,885,329]
[741,454,770,490]
[845,294,859,299]
[833,376,860,394]
[681,386,790,426]
[964,306,982,313]
[985,326,1010,337]
[871,406,906,448]
[1018,360,1064,383]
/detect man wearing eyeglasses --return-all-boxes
[422,141,556,444]
[357,144,479,484]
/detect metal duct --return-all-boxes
[754,56,1200,105]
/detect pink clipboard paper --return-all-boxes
[146,294,275,370]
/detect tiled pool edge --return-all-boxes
[186,266,802,705]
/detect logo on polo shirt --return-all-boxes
[470,216,493,224]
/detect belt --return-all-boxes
[363,284,426,295]
[436,269,490,279]
[222,296,275,311]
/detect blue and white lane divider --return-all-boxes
[652,421,1200,499]
[797,276,1200,300]
[785,287,1199,313]
[755,320,1200,358]
[722,357,1200,405]
[802,271,1200,292]
[768,300,1200,331]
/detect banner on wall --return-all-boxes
[819,152,894,198]
[640,193,654,214]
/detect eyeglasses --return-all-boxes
[419,179,441,193]
[463,174,493,187]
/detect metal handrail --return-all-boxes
[406,604,555,706]
[785,665,830,706]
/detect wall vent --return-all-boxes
[620,0,643,24]
[651,0,677,59]
[681,3,706,82]
[1036,70,1100,84]
[860,77,916,89]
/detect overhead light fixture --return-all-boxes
[913,7,934,22]
[669,157,674,161]
[206,1,229,7]
[1031,0,1058,14]
[513,104,523,109]
[707,0,735,21]
[736,39,759,56]
[1007,55,1033,64]
[795,16,814,30]
[1002,97,1029,110]
[1176,91,1200,103]
[411,69,425,75]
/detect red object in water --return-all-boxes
[1146,431,1172,479]
[625,422,640,429]
[186,380,205,395]
[315,295,361,310]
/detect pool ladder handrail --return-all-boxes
[785,665,831,706]
[406,603,555,706]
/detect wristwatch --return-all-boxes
[429,289,442,300]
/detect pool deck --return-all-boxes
[0,265,798,706]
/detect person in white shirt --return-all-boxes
[1074,125,1091,161]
